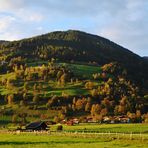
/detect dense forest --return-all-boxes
[0,30,147,125]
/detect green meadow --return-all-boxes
[0,131,147,148]
[0,123,147,148]
[60,123,148,134]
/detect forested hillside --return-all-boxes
[0,30,147,89]
[0,30,147,126]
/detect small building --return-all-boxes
[86,117,93,123]
[66,120,74,126]
[73,118,79,124]
[103,116,111,123]
[26,121,47,131]
[61,119,67,124]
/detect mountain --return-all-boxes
[0,30,148,124]
[0,30,148,89]
[0,30,142,63]
[143,56,148,61]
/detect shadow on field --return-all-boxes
[0,140,108,145]
[0,142,48,145]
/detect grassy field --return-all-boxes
[0,123,148,147]
[0,131,147,148]
[60,123,148,134]
[27,61,102,78]
[61,63,101,78]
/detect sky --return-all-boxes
[0,0,147,56]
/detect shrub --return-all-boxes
[57,125,63,131]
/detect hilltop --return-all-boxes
[0,30,142,64]
[0,30,147,88]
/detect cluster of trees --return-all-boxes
[0,59,147,125]
[43,63,146,122]
[0,62,74,92]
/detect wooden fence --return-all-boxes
[0,130,147,141]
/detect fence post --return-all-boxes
[142,135,144,142]
[130,132,132,140]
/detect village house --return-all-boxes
[86,117,93,123]
[66,118,79,126]
[73,118,79,124]
[66,120,74,126]
[102,116,131,124]
[26,121,47,131]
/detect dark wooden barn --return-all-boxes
[26,121,47,131]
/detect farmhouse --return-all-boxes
[26,121,47,131]
[66,118,79,126]
[66,120,74,126]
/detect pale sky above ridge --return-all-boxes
[0,0,147,56]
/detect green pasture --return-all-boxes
[0,123,148,147]
[60,123,148,134]
[27,61,102,78]
[60,63,101,78]
[0,132,147,148]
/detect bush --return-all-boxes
[57,125,63,131]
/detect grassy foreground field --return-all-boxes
[61,123,148,134]
[0,132,147,148]
[0,124,148,148]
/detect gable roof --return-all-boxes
[26,121,47,129]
